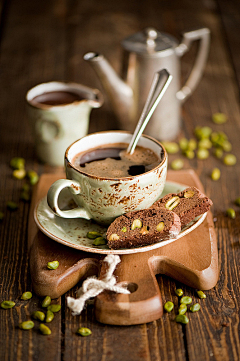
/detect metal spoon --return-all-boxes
[127,69,172,154]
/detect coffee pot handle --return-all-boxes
[176,28,210,102]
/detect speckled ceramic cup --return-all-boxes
[26,81,103,166]
[47,131,168,225]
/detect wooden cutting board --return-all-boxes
[28,170,218,325]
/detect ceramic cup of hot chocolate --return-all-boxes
[26,81,103,166]
[47,131,168,225]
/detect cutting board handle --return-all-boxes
[95,253,163,325]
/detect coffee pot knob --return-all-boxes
[145,27,158,47]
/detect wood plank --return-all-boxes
[0,0,65,360]
[217,0,240,96]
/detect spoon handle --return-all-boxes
[127,69,172,155]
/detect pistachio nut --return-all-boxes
[165,196,180,210]
[156,222,165,232]
[108,233,120,241]
[131,219,142,230]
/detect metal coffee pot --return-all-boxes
[84,27,210,140]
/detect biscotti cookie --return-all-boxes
[106,208,181,250]
[151,186,213,227]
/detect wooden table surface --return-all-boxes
[0,0,239,360]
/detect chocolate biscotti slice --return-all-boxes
[106,208,181,250]
[151,186,213,227]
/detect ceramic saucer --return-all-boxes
[34,181,207,255]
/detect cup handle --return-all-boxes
[47,179,91,220]
[36,118,62,143]
[176,28,210,102]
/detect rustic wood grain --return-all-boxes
[217,0,240,97]
[0,0,239,360]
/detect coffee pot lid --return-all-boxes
[121,27,178,54]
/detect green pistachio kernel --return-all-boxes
[195,126,212,139]
[121,226,127,232]
[22,183,30,192]
[214,148,223,159]
[108,233,120,242]
[212,112,227,124]
[211,131,228,148]
[178,303,187,315]
[20,191,31,202]
[0,212,4,221]
[171,159,184,170]
[42,296,51,308]
[175,288,184,297]
[93,237,107,246]
[179,138,188,151]
[180,296,192,305]
[190,303,201,312]
[7,201,18,210]
[1,300,15,309]
[39,323,51,335]
[211,168,221,181]
[47,304,61,313]
[156,222,165,232]
[175,314,189,324]
[77,327,92,336]
[131,219,142,230]
[222,140,232,152]
[13,169,26,180]
[235,197,240,206]
[162,142,179,154]
[196,148,209,160]
[188,139,197,151]
[165,196,180,210]
[21,291,32,300]
[164,301,174,313]
[197,290,206,299]
[86,231,103,239]
[27,170,39,185]
[47,261,59,270]
[226,208,236,219]
[32,311,45,321]
[198,138,212,149]
[10,157,25,170]
[184,149,195,159]
[223,154,237,166]
[45,310,54,323]
[19,320,34,330]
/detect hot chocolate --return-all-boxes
[72,142,161,178]
[31,90,85,106]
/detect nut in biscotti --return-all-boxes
[151,186,213,227]
[106,208,181,250]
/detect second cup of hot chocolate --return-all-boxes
[47,131,168,225]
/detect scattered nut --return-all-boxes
[226,208,236,219]
[211,168,221,181]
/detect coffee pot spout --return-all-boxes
[84,52,133,130]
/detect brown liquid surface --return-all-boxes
[31,91,85,106]
[73,143,161,178]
